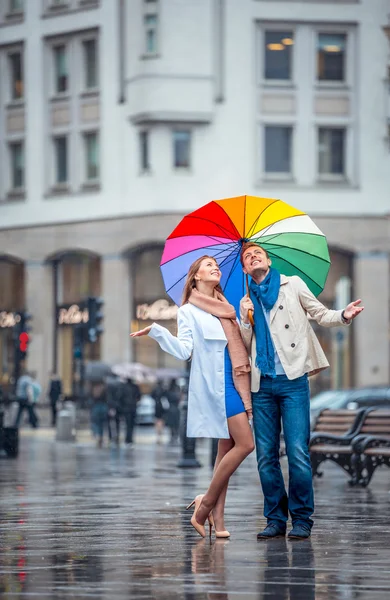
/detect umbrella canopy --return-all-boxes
[160,195,330,311]
[154,367,188,381]
[84,361,113,382]
[111,362,157,385]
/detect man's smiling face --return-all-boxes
[242,245,271,277]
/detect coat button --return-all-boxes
[279,305,283,310]
[291,343,295,348]
[285,324,289,329]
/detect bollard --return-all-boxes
[56,402,76,442]
[176,398,201,468]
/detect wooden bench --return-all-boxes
[310,409,366,480]
[350,411,390,486]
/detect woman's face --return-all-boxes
[195,258,221,286]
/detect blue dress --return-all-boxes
[224,348,246,418]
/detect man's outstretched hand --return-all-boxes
[343,299,364,322]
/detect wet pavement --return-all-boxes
[1,427,390,599]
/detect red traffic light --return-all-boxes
[19,332,29,352]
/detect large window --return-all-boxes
[144,1,158,55]
[9,51,23,100]
[264,126,292,176]
[9,0,24,12]
[54,136,68,184]
[264,30,294,80]
[173,130,191,169]
[53,45,68,93]
[84,132,99,181]
[317,33,346,82]
[83,39,98,89]
[318,128,345,177]
[9,142,24,190]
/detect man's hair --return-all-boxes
[240,242,270,266]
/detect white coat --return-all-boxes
[148,303,231,439]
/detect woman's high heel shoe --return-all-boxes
[208,512,230,539]
[186,495,206,538]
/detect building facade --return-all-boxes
[0,0,389,394]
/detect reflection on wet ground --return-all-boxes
[0,430,389,599]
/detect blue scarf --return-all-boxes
[249,268,281,378]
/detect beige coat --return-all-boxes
[240,275,349,392]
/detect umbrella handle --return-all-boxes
[245,274,255,327]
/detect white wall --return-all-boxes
[0,0,389,232]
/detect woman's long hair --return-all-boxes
[181,255,223,305]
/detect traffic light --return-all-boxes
[87,297,104,343]
[15,311,32,360]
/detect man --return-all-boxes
[14,371,40,429]
[121,378,141,447]
[48,372,62,427]
[239,242,363,540]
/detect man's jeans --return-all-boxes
[252,374,314,529]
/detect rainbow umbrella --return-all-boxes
[160,195,330,311]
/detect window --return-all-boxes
[264,31,294,80]
[264,126,292,175]
[9,142,24,189]
[9,0,23,13]
[9,51,23,100]
[83,39,98,89]
[54,136,68,184]
[317,33,346,82]
[144,1,158,55]
[173,131,191,169]
[84,132,99,181]
[318,128,345,177]
[53,45,68,94]
[139,131,150,171]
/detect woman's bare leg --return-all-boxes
[212,438,234,531]
[196,413,254,525]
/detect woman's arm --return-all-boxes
[131,308,194,361]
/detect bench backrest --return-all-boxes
[313,409,362,435]
[358,410,390,436]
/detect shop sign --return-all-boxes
[57,304,89,326]
[0,311,21,328]
[136,299,178,321]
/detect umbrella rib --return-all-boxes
[161,239,236,268]
[169,211,240,241]
[245,199,280,238]
[251,233,331,264]
[164,245,236,293]
[267,251,328,289]
[249,213,321,240]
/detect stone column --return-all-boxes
[25,261,54,388]
[353,252,390,387]
[101,255,130,364]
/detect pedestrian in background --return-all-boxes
[90,383,108,448]
[151,380,168,444]
[131,255,254,539]
[165,379,181,445]
[121,377,141,447]
[48,371,62,427]
[14,371,40,429]
[106,379,122,446]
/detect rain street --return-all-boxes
[1,428,389,600]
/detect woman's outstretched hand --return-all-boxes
[130,326,152,337]
[246,409,253,421]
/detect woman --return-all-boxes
[131,256,254,538]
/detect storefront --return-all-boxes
[52,252,101,396]
[310,247,354,395]
[129,246,183,370]
[0,258,25,392]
